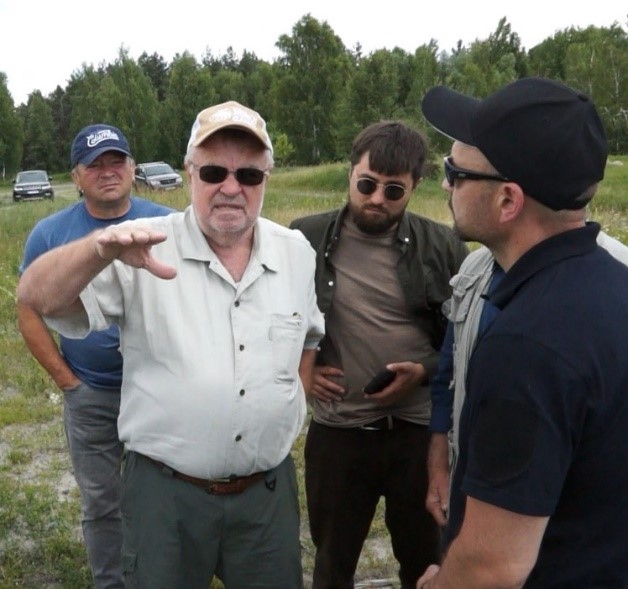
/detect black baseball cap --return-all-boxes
[421,77,608,211]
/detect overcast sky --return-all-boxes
[0,0,625,106]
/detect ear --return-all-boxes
[497,182,525,224]
[70,169,80,189]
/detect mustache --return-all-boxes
[212,194,246,207]
[363,203,387,213]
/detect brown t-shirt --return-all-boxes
[313,216,437,427]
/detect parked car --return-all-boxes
[134,162,183,191]
[12,170,54,202]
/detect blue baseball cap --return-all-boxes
[71,124,133,167]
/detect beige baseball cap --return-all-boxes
[187,101,273,154]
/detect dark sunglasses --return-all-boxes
[356,177,407,201]
[191,164,268,186]
[443,156,509,186]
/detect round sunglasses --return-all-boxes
[356,176,408,201]
[190,163,269,186]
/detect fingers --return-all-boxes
[96,224,168,257]
[387,361,427,383]
[144,257,178,280]
[426,472,450,526]
[94,223,175,279]
[426,495,448,527]
[309,365,345,402]
[416,564,440,588]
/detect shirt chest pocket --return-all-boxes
[448,273,486,324]
[269,313,304,383]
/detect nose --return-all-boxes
[218,172,244,196]
[95,161,118,176]
[368,185,387,205]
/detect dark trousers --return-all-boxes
[305,419,441,589]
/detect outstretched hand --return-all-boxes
[95,222,177,280]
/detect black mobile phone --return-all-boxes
[363,369,396,395]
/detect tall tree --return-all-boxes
[159,52,216,166]
[527,29,571,79]
[564,25,628,153]
[336,48,406,155]
[47,86,72,172]
[138,52,170,101]
[20,91,56,171]
[486,17,528,78]
[0,72,23,176]
[274,14,351,164]
[104,47,160,163]
[66,64,110,139]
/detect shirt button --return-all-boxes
[234,301,240,307]
[328,280,334,286]
[239,389,245,396]
[235,435,242,442]
[239,344,245,351]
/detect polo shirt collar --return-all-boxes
[488,222,601,310]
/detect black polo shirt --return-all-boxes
[449,223,628,587]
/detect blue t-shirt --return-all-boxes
[20,197,173,389]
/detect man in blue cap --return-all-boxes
[417,78,628,588]
[18,124,173,588]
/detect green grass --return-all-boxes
[0,159,626,588]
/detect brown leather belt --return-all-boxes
[145,456,265,495]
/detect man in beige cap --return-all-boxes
[17,101,325,589]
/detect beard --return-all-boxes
[348,201,403,235]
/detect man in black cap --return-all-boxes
[18,124,173,588]
[417,78,628,588]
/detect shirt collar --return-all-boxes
[488,222,601,309]
[178,206,279,272]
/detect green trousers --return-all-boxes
[121,451,303,588]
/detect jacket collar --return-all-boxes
[326,204,412,254]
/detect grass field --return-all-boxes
[0,159,626,588]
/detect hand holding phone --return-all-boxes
[363,369,396,395]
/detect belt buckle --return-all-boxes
[361,423,382,431]
[206,477,239,495]
[361,416,393,431]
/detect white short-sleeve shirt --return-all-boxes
[48,207,325,478]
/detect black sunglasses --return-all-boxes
[356,177,408,201]
[443,156,509,186]
[191,164,268,186]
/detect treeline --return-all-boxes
[0,15,626,175]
